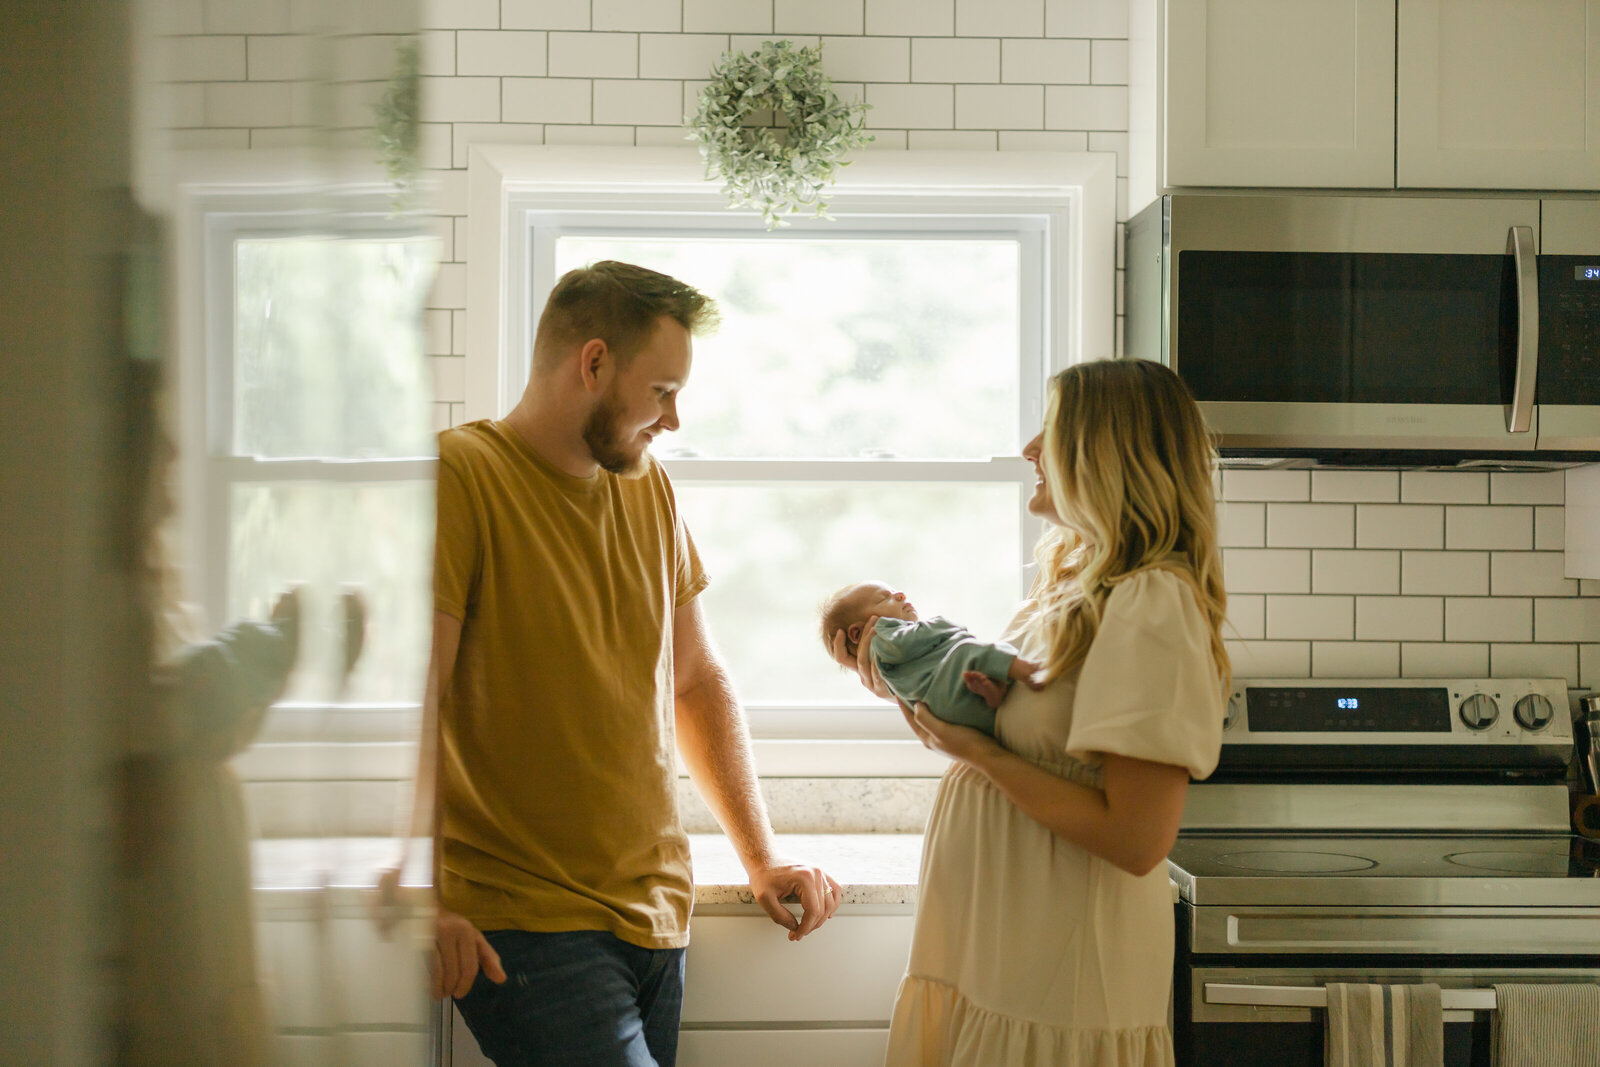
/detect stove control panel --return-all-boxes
[1222,678,1573,745]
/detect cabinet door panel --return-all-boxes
[680,1029,890,1066]
[1165,0,1396,187]
[1399,0,1600,189]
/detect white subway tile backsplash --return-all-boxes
[544,123,635,144]
[636,124,694,144]
[1491,643,1579,687]
[913,38,1000,83]
[1311,470,1399,503]
[1045,0,1126,37]
[1224,549,1310,594]
[1266,503,1354,548]
[454,215,469,259]
[862,128,909,147]
[1044,84,1127,129]
[204,81,293,126]
[957,0,1043,36]
[1491,552,1578,597]
[685,0,771,32]
[1356,505,1444,549]
[429,263,468,309]
[1401,551,1488,596]
[451,121,544,166]
[431,355,466,402]
[1225,640,1311,678]
[203,0,290,34]
[1534,506,1565,551]
[560,33,644,79]
[1445,597,1531,643]
[776,0,865,35]
[1225,594,1265,640]
[461,30,553,76]
[179,129,246,149]
[424,309,450,356]
[867,0,951,34]
[1401,642,1488,678]
[1445,506,1532,551]
[433,402,453,433]
[957,84,1044,128]
[1000,38,1090,83]
[1217,501,1265,547]
[168,35,247,81]
[594,0,682,33]
[730,34,821,51]
[864,83,953,127]
[419,30,457,76]
[1356,596,1443,642]
[450,309,467,354]
[420,75,500,122]
[1266,595,1353,640]
[1090,130,1128,175]
[998,130,1088,150]
[1222,469,1310,502]
[503,0,590,30]
[1312,550,1399,595]
[639,33,728,78]
[1312,642,1399,678]
[1490,471,1564,506]
[1582,644,1600,688]
[1090,38,1128,83]
[1400,471,1488,504]
[1585,580,1600,597]
[908,130,999,148]
[503,78,592,124]
[1534,598,1600,643]
[421,0,498,30]
[819,36,911,82]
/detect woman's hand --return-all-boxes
[829,615,894,701]
[899,700,1000,765]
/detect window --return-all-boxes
[469,148,1116,765]
[195,198,439,723]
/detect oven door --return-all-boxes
[1163,194,1542,458]
[1177,965,1600,1067]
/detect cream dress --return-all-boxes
[886,568,1225,1067]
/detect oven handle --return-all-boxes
[1206,982,1497,1017]
[1505,223,1539,435]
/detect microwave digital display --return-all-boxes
[1576,265,1600,282]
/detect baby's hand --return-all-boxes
[1008,657,1046,691]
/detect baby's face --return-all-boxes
[852,582,918,625]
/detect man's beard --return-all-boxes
[580,389,648,477]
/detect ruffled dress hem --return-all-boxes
[887,974,1174,1067]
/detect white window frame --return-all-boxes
[466,147,1117,775]
[171,153,436,768]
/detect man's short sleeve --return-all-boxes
[673,507,710,607]
[433,455,481,621]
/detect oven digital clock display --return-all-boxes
[1577,265,1600,281]
[1247,687,1452,732]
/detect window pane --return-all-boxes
[675,482,1024,704]
[228,482,433,703]
[233,236,437,459]
[554,236,1021,459]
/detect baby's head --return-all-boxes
[819,581,919,659]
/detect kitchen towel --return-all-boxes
[1325,983,1443,1067]
[1492,983,1600,1067]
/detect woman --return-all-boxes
[836,359,1229,1066]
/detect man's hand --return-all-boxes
[749,861,843,942]
[431,908,507,1000]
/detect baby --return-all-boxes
[820,581,1041,736]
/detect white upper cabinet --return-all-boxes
[1163,0,1396,188]
[1398,0,1600,190]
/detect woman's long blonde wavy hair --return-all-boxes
[1021,359,1230,687]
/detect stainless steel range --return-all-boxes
[1167,678,1600,1066]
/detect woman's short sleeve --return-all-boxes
[1064,568,1224,780]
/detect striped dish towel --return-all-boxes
[1492,983,1600,1067]
[1324,983,1443,1067]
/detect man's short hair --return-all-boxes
[532,260,720,373]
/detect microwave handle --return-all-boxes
[1506,224,1539,434]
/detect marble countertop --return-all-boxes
[249,834,1177,916]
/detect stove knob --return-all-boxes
[1459,693,1499,731]
[1513,693,1555,732]
[1223,692,1243,731]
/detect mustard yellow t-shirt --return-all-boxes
[433,419,708,950]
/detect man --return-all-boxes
[387,261,840,1066]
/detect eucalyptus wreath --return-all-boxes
[373,37,420,209]
[687,40,872,227]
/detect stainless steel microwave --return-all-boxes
[1125,194,1600,467]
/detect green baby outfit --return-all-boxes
[870,616,1020,735]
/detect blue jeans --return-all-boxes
[454,929,687,1067]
